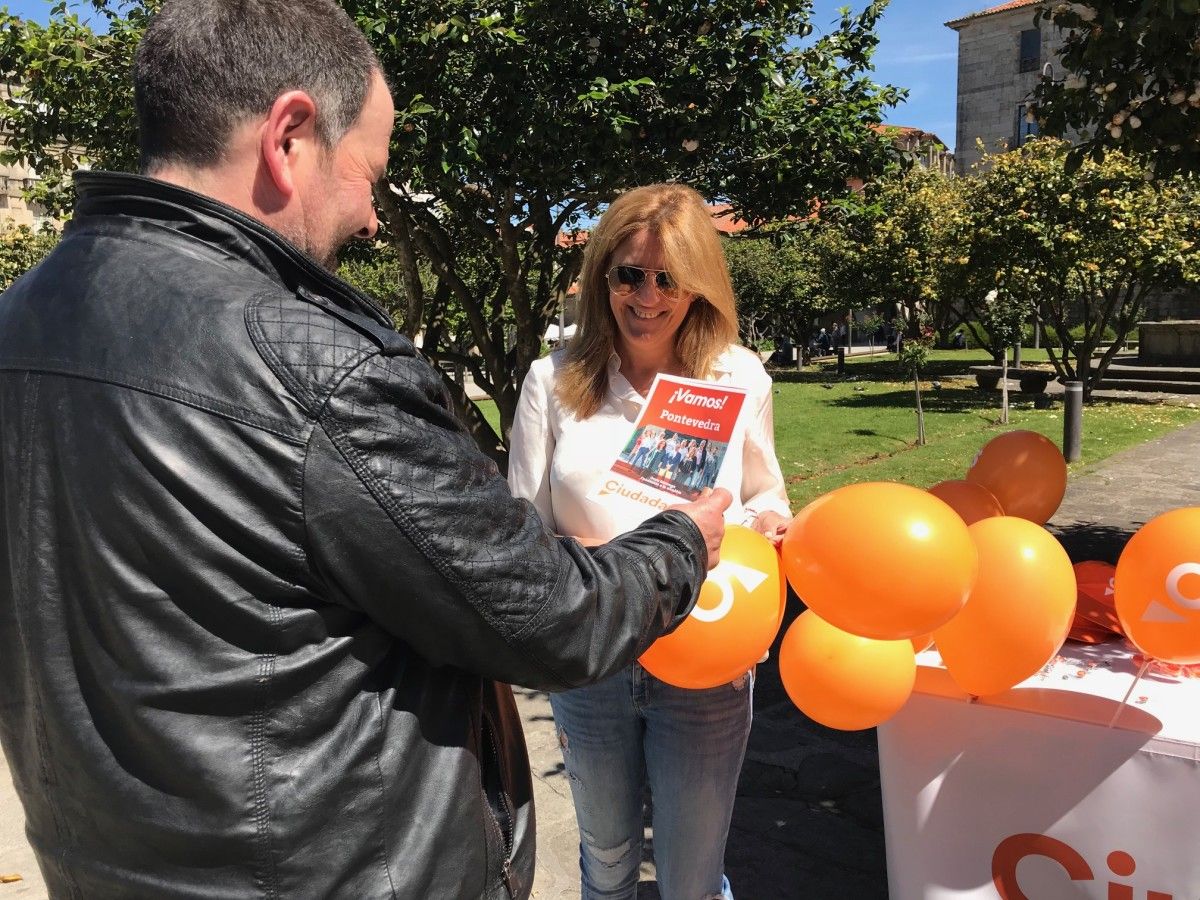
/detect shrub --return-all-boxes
[0,225,59,290]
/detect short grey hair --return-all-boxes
[134,0,381,171]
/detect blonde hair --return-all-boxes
[557,183,740,419]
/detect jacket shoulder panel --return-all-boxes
[247,286,415,417]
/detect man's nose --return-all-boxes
[356,208,380,241]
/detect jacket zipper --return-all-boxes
[481,712,517,897]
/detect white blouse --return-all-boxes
[507,345,791,542]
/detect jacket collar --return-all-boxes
[71,170,392,327]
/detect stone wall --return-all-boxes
[1140,321,1200,365]
[1146,288,1200,322]
[951,3,1072,173]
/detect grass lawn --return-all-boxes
[473,350,1200,511]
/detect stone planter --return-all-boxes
[1139,321,1200,366]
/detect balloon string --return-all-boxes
[1107,659,1152,729]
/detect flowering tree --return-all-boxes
[833,166,967,344]
[1033,1,1200,177]
[957,138,1200,399]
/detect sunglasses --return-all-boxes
[606,265,688,301]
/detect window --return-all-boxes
[1016,103,1040,146]
[1018,28,1041,73]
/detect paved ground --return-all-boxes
[4,419,1199,900]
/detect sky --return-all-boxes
[1,0,1001,153]
[809,0,1010,152]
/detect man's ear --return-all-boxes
[260,90,320,198]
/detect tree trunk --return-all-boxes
[1000,352,1010,425]
[914,372,926,446]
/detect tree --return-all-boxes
[1033,1,1200,178]
[0,3,148,216]
[723,226,841,365]
[978,289,1027,424]
[958,137,1200,399]
[0,0,904,457]
[829,165,966,346]
[898,318,933,446]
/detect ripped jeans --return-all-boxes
[549,663,752,900]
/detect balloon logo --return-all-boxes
[1162,563,1200,615]
[689,559,768,623]
[781,482,978,640]
[779,611,916,731]
[640,525,785,689]
[1115,508,1200,664]
[934,516,1077,696]
[966,430,1067,526]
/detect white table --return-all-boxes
[879,641,1200,900]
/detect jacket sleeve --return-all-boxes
[301,350,707,691]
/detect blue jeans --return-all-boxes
[550,664,752,900]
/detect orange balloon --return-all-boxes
[640,525,785,689]
[781,482,978,640]
[779,611,916,731]
[910,633,934,653]
[934,517,1077,696]
[928,479,1004,526]
[1114,508,1200,664]
[965,430,1067,525]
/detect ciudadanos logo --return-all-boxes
[596,479,670,511]
[992,833,1176,900]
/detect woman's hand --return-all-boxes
[750,510,791,547]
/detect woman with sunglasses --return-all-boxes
[508,183,791,900]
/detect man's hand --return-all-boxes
[670,488,732,569]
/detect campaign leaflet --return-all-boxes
[588,373,747,519]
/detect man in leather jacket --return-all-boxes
[0,1,731,897]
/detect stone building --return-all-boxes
[0,85,54,231]
[946,0,1066,173]
[0,159,51,230]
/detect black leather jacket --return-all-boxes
[0,172,707,899]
